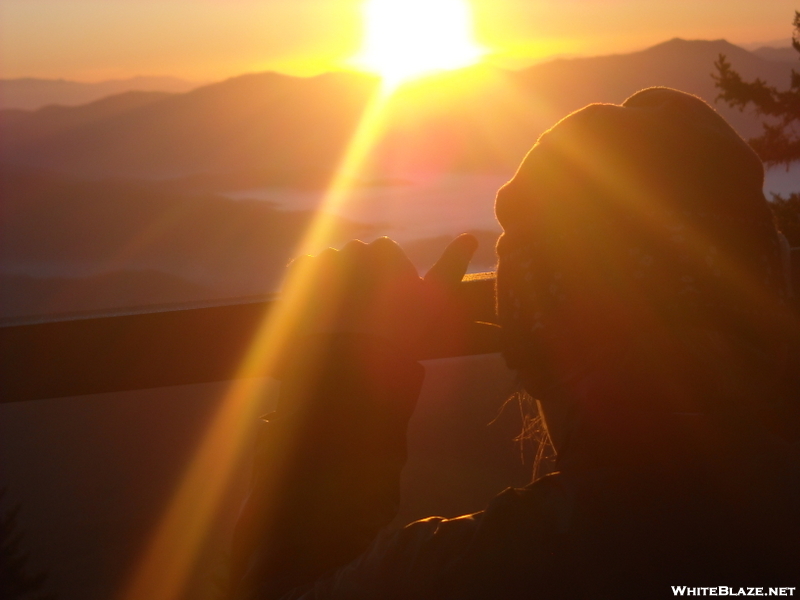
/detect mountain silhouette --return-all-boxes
[1,71,379,182]
[0,76,201,110]
[0,91,172,147]
[509,38,792,136]
[1,39,793,185]
[752,45,799,62]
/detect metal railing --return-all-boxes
[4,246,798,404]
[0,273,499,403]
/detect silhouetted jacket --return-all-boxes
[230,334,800,600]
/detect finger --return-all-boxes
[368,237,418,280]
[284,254,312,290]
[339,239,371,293]
[340,239,368,257]
[289,247,340,299]
[424,233,478,288]
[300,248,347,328]
[286,253,312,275]
[340,240,368,274]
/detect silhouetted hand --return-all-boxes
[284,234,478,357]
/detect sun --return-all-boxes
[354,0,485,88]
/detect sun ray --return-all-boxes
[119,4,493,596]
[118,83,397,600]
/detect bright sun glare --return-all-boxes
[355,0,485,87]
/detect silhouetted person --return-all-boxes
[229,88,800,599]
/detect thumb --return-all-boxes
[424,233,479,288]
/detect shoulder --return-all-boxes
[284,475,571,600]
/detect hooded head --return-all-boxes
[495,88,792,455]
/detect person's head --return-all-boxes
[495,88,794,459]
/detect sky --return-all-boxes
[0,0,796,82]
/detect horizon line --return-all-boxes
[2,36,793,86]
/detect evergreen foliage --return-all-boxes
[0,489,55,600]
[713,12,800,245]
[714,11,800,169]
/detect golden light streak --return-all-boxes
[116,41,563,596]
[119,85,395,600]
[118,378,266,600]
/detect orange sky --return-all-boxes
[0,0,795,82]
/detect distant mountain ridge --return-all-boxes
[0,76,203,110]
[1,70,380,184]
[741,37,794,51]
[1,38,794,185]
[0,91,173,146]
[2,36,796,317]
[751,46,799,63]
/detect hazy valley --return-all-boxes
[2,37,797,318]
